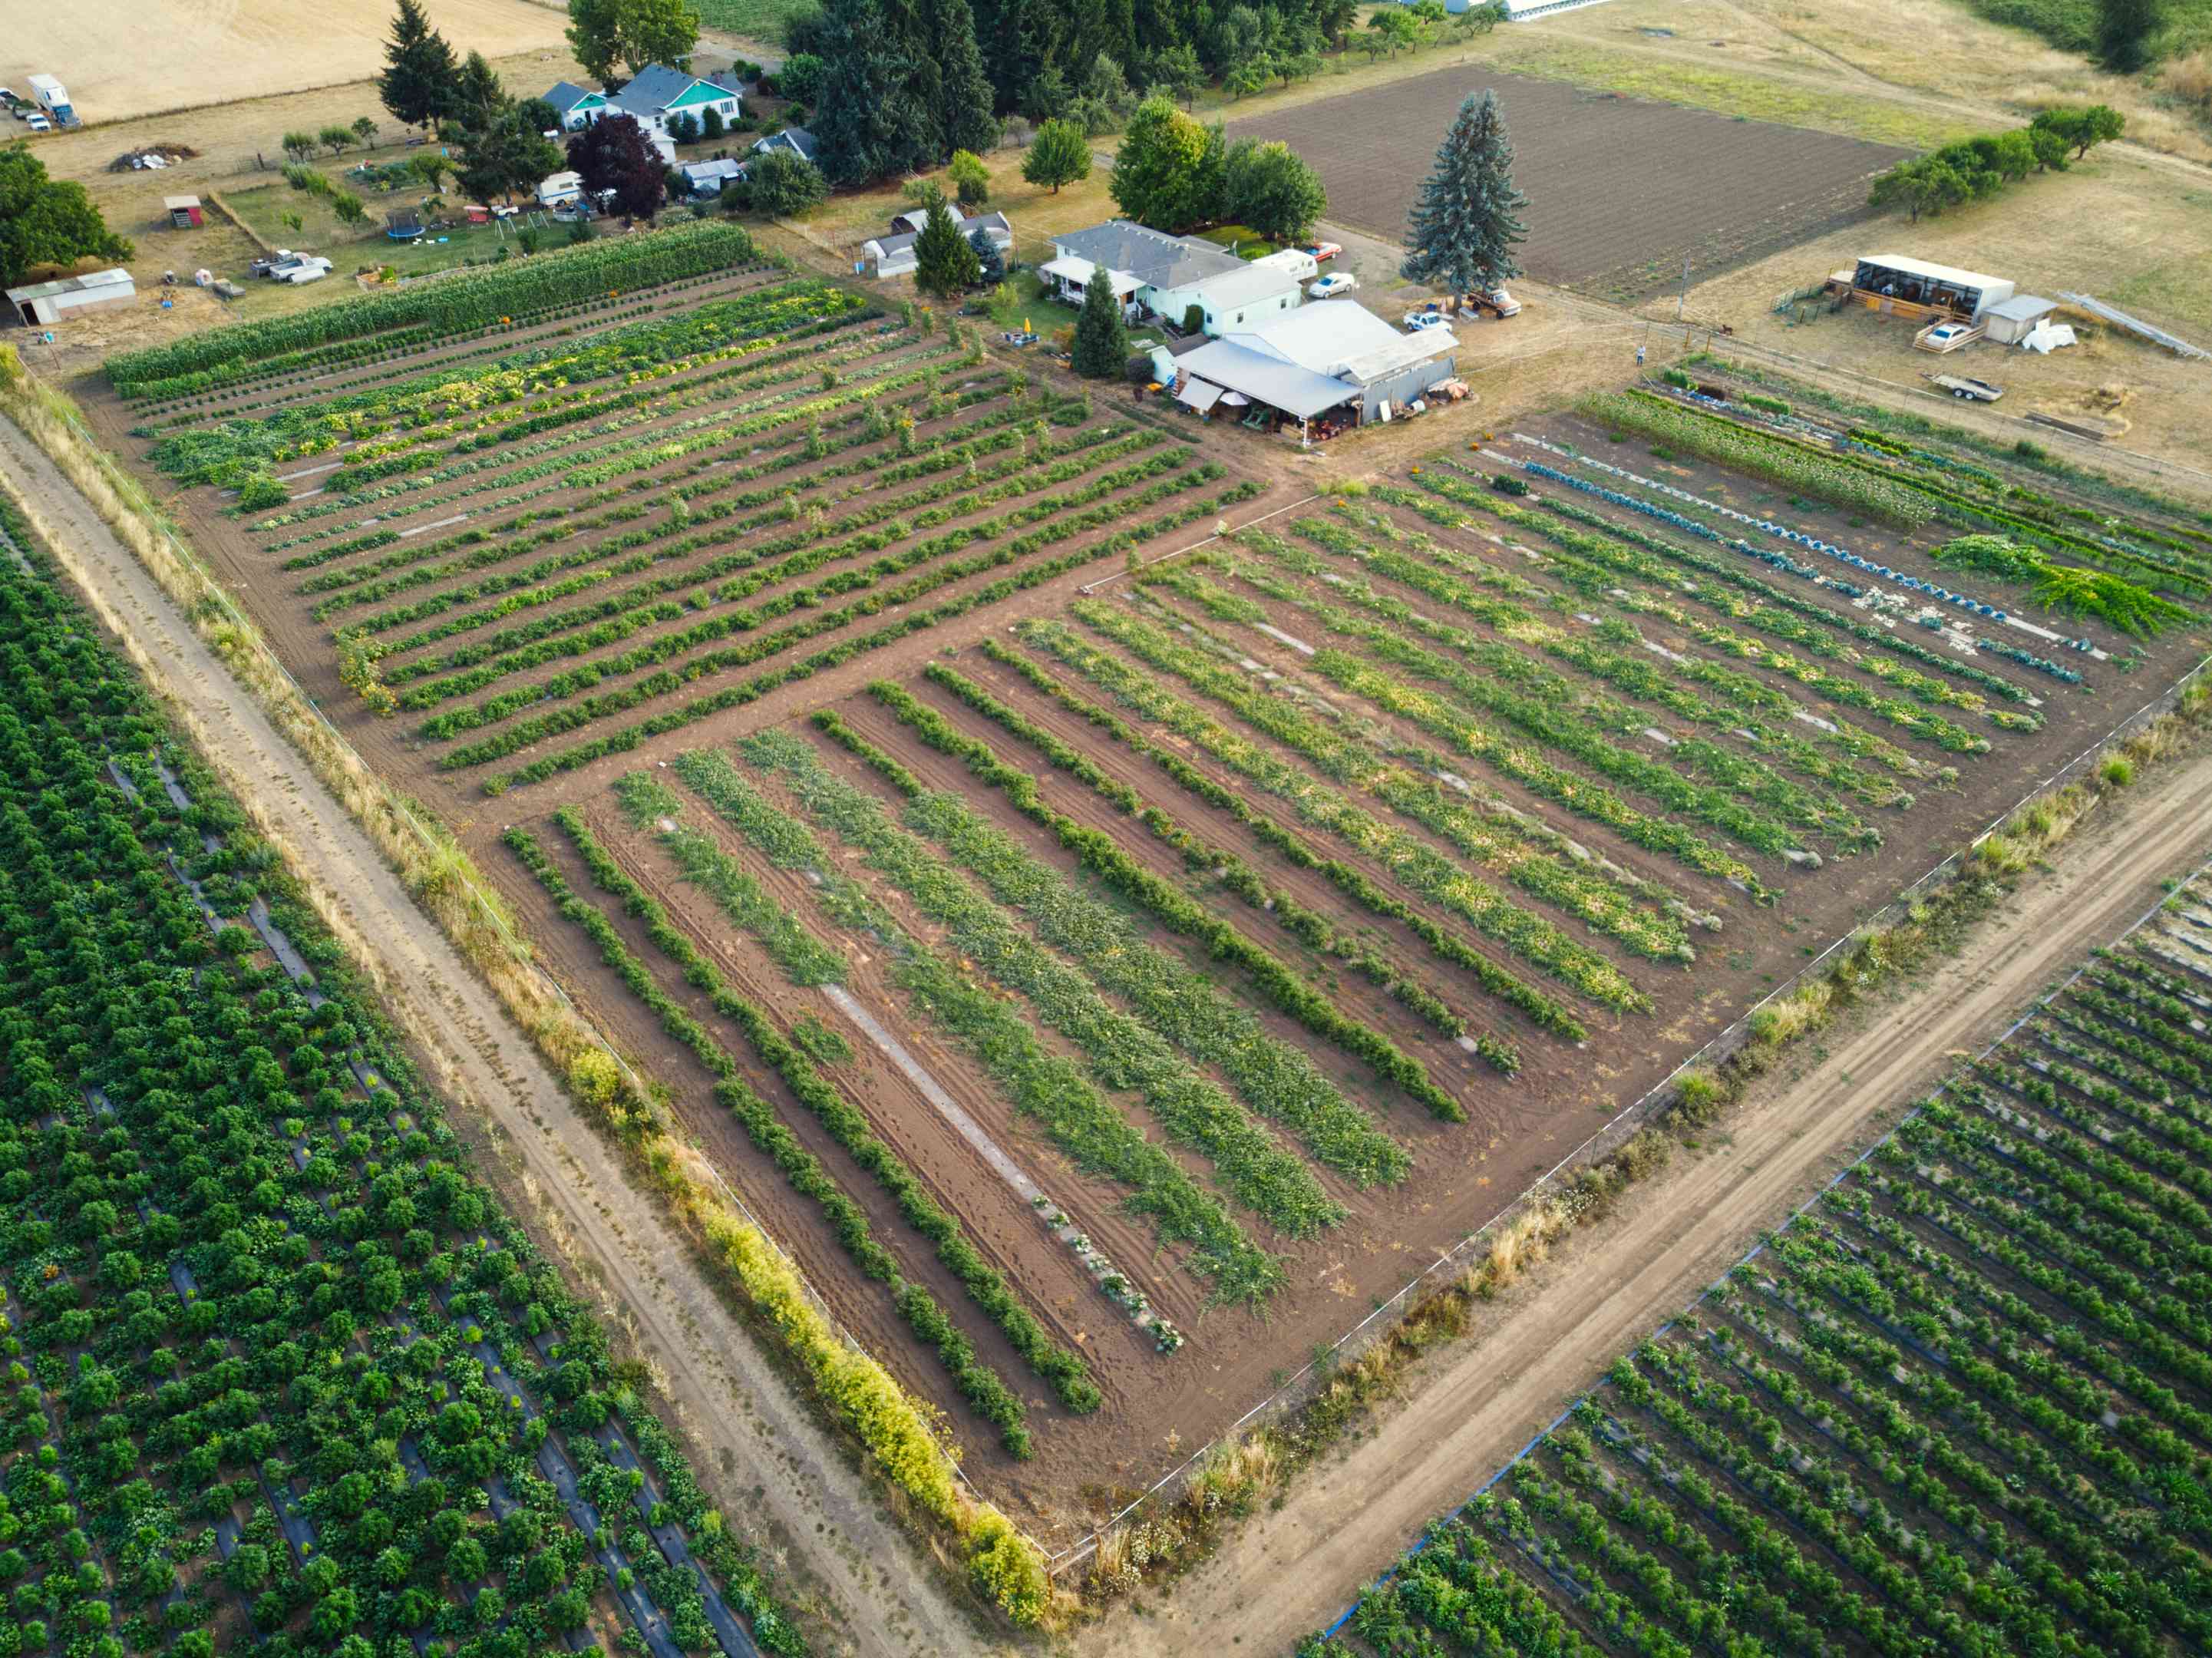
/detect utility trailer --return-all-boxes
[1925,372,2003,402]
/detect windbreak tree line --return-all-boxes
[0,497,808,1658]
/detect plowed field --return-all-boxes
[1227,64,1912,299]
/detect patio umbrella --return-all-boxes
[1219,391,1251,406]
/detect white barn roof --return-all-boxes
[1176,339,1361,419]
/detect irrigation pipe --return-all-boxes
[1047,646,2210,1574]
[1316,849,2212,1641]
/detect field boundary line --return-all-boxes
[1314,846,2212,1640]
[1078,492,1322,591]
[1045,646,2211,1574]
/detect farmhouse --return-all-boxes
[7,268,134,327]
[541,66,743,138]
[862,212,1012,279]
[1170,299,1458,433]
[1045,220,1304,335]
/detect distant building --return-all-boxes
[541,66,743,139]
[542,81,609,130]
[7,268,134,327]
[751,127,820,166]
[1043,220,1302,335]
[680,157,747,198]
[1168,300,1458,431]
[863,212,1012,279]
[163,195,203,229]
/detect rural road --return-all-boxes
[1080,738,2212,1658]
[0,415,1002,1658]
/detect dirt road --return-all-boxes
[1080,741,2212,1658]
[0,415,1000,1658]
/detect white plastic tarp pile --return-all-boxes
[2019,322,2078,354]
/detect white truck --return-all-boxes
[26,74,76,127]
[269,253,333,284]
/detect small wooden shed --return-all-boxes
[1982,295,2058,345]
[164,195,203,229]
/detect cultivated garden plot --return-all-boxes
[1306,862,2212,1658]
[81,242,2212,1533]
[497,389,2207,1531]
[0,494,808,1658]
[1227,65,1911,299]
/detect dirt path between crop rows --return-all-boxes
[1081,740,2212,1658]
[0,415,1003,1658]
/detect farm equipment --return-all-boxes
[1923,372,2004,402]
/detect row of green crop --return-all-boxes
[417,435,1170,737]
[1584,390,1936,530]
[1401,476,2006,752]
[1932,534,2197,639]
[562,799,1104,1415]
[1276,512,1918,805]
[915,662,1507,1062]
[854,684,1484,1103]
[109,220,768,388]
[1066,597,1773,898]
[1147,549,1879,854]
[1009,619,1669,1023]
[257,325,939,543]
[671,745,1295,1295]
[481,474,1262,792]
[972,638,1630,1032]
[367,378,1032,658]
[502,822,1039,1455]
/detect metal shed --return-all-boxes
[164,195,203,229]
[7,269,136,327]
[1982,294,2058,345]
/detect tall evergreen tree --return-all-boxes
[1400,88,1527,293]
[1071,265,1128,377]
[813,0,940,183]
[451,51,508,132]
[378,0,458,132]
[929,0,1003,156]
[914,197,984,295]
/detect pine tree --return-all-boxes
[1400,88,1528,294]
[930,0,1003,157]
[379,0,458,132]
[1071,266,1127,378]
[969,224,1006,284]
[914,197,983,296]
[814,0,940,183]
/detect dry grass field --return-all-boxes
[0,0,571,122]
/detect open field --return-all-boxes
[1309,856,2212,1658]
[0,0,568,121]
[1227,64,1911,300]
[66,227,2212,1541]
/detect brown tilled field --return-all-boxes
[1227,64,1912,299]
[78,267,2212,1537]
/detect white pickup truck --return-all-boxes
[269,253,334,284]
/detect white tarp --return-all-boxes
[2019,322,2078,354]
[1175,378,1224,413]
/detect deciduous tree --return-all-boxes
[567,111,667,217]
[0,150,133,287]
[568,0,702,82]
[1021,117,1091,191]
[1109,93,1210,226]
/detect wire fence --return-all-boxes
[1045,646,2210,1577]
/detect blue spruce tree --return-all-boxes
[1400,89,1528,294]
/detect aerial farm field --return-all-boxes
[78,223,2212,1536]
[0,491,807,1658]
[1226,64,1913,300]
[1311,864,2212,1658]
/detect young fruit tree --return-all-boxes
[1400,88,1527,293]
[1022,119,1092,193]
[1072,268,1128,378]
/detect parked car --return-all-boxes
[1921,322,1974,349]
[1302,241,1342,263]
[1402,307,1450,332]
[1309,272,1358,299]
[24,113,51,133]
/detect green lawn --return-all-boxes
[223,179,607,282]
[1193,224,1288,259]
[692,0,817,41]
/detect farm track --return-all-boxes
[0,414,1005,1658]
[1077,735,2212,1658]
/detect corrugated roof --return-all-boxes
[1175,339,1359,419]
[1224,302,1453,382]
[1985,294,2055,321]
[868,213,1013,261]
[1187,263,1303,311]
[5,268,134,302]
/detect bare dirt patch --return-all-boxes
[1226,63,1910,300]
